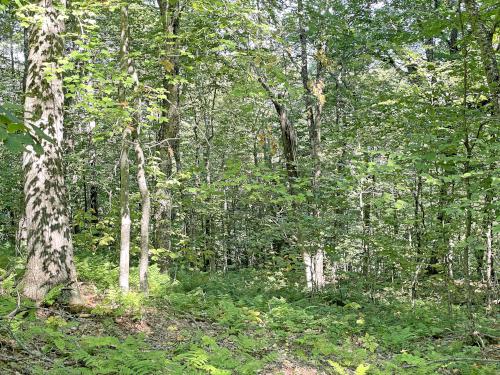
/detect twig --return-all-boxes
[0,320,52,364]
[6,290,21,319]
[0,352,20,362]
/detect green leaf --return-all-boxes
[5,135,27,152]
[54,338,66,351]
[355,363,370,375]
[7,122,26,133]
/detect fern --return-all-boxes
[82,335,120,348]
[43,285,64,306]
[328,360,348,375]
[355,363,370,375]
[175,347,210,368]
[73,348,104,368]
[175,347,231,375]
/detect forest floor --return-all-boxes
[0,261,499,374]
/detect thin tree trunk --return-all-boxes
[21,0,81,303]
[119,4,150,292]
[22,26,28,93]
[411,174,423,302]
[258,77,298,183]
[463,153,474,317]
[136,140,151,293]
[459,10,475,324]
[298,0,325,291]
[155,0,182,258]
[119,126,131,292]
[485,220,494,310]
[84,76,98,222]
[157,0,182,173]
[87,117,99,222]
[360,185,371,277]
[483,186,494,310]
[118,5,135,292]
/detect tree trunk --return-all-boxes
[464,0,500,113]
[298,0,325,290]
[119,125,131,292]
[84,78,99,223]
[136,140,151,293]
[360,185,371,277]
[157,0,182,173]
[155,0,182,257]
[258,77,298,183]
[485,220,494,310]
[21,0,80,303]
[119,4,151,292]
[463,154,474,315]
[411,174,423,301]
[118,5,136,292]
[459,22,475,322]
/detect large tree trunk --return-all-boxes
[21,0,80,303]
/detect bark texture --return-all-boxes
[22,0,80,302]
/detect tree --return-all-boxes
[297,0,326,291]
[155,0,184,263]
[118,4,133,292]
[21,0,81,303]
[118,3,151,293]
[464,0,499,113]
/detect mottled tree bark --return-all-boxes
[21,0,80,303]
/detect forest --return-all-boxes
[0,0,498,373]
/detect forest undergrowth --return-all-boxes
[0,251,498,375]
[1,0,499,374]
